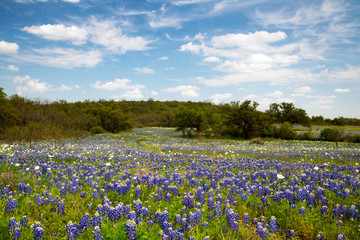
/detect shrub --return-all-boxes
[250,137,265,145]
[320,128,343,142]
[277,122,296,140]
[89,126,106,134]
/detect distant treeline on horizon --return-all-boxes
[1,87,360,144]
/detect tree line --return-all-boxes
[1,88,359,144]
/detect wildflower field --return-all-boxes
[1,128,360,240]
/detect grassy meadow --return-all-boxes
[1,128,359,239]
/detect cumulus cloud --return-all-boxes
[203,56,220,63]
[17,48,102,69]
[58,84,72,91]
[134,67,154,74]
[210,93,232,104]
[163,85,199,98]
[22,24,88,45]
[86,17,151,54]
[159,56,169,60]
[113,88,143,100]
[92,78,145,90]
[0,41,19,55]
[334,88,350,93]
[1,65,19,71]
[265,90,283,98]
[13,75,53,95]
[293,86,313,93]
[307,95,337,109]
[151,90,159,96]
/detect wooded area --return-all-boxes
[1,88,360,144]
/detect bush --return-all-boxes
[320,128,343,142]
[250,137,265,145]
[89,126,106,134]
[277,122,296,140]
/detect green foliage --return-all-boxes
[89,125,106,134]
[320,128,343,142]
[222,100,272,139]
[277,122,296,140]
[267,102,310,127]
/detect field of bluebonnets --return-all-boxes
[1,128,360,240]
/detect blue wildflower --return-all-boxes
[269,216,278,232]
[125,219,137,240]
[92,226,103,240]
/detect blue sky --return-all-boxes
[0,0,359,118]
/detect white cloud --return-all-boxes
[203,56,220,63]
[1,65,19,71]
[86,17,151,54]
[151,90,159,96]
[22,24,88,45]
[210,93,232,104]
[334,88,350,93]
[58,84,72,91]
[13,75,53,95]
[113,88,143,100]
[134,67,154,74]
[17,48,102,69]
[330,65,360,80]
[92,78,145,90]
[171,0,212,6]
[163,85,199,98]
[293,86,313,93]
[159,56,169,60]
[265,90,283,98]
[197,68,311,86]
[62,0,80,2]
[0,41,19,55]
[307,95,337,109]
[291,93,305,97]
[164,67,175,70]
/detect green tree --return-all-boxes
[0,88,20,133]
[267,102,310,126]
[222,100,272,139]
[174,105,206,137]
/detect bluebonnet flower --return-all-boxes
[337,233,345,240]
[204,237,210,240]
[225,208,239,231]
[195,187,205,204]
[32,223,44,240]
[57,199,65,215]
[92,212,102,229]
[183,193,194,209]
[333,204,341,219]
[65,220,79,239]
[261,196,269,207]
[125,219,137,240]
[214,201,221,218]
[135,185,141,199]
[289,230,296,238]
[133,199,143,216]
[79,213,91,233]
[336,220,343,226]
[321,206,328,216]
[256,223,269,240]
[12,227,21,240]
[316,232,323,239]
[8,217,18,232]
[21,215,28,228]
[93,226,103,240]
[80,191,85,198]
[269,216,278,232]
[299,207,306,216]
[6,196,18,212]
[128,211,136,221]
[93,189,98,200]
[207,197,214,210]
[350,205,359,219]
[147,220,154,226]
[165,193,171,202]
[243,213,249,224]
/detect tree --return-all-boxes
[266,102,310,126]
[222,100,272,139]
[174,105,206,137]
[0,88,20,132]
